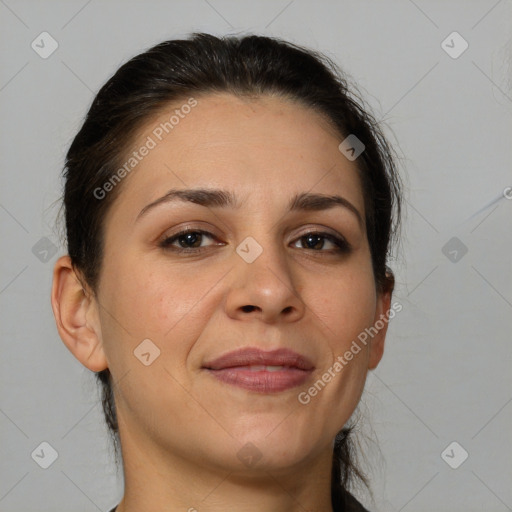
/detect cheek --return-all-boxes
[98,258,230,384]
[98,259,214,424]
[100,257,227,356]
[309,264,377,356]
[295,268,376,435]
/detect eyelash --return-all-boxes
[158,228,351,255]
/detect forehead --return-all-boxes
[107,92,365,220]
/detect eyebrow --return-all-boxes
[136,188,363,226]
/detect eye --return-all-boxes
[159,229,222,253]
[291,231,351,254]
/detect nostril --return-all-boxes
[241,305,256,313]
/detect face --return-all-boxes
[69,93,390,476]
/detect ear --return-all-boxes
[51,255,108,372]
[368,270,394,370]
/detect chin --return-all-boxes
[226,423,320,472]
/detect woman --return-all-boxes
[51,32,402,512]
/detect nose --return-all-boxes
[224,239,306,324]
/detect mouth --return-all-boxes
[202,347,315,393]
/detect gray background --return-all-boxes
[1,1,511,511]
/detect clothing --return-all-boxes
[107,492,370,511]
[344,491,371,511]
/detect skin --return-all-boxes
[51,92,392,512]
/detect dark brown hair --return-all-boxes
[61,32,401,508]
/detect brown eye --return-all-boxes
[159,229,220,253]
[292,232,351,254]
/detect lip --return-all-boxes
[202,347,315,393]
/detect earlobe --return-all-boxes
[368,271,394,370]
[51,255,108,372]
